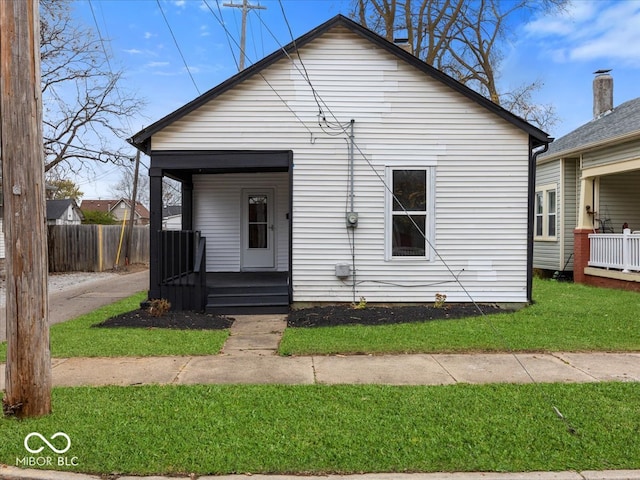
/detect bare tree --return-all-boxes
[110,165,150,208]
[110,167,182,209]
[351,0,564,130]
[40,0,145,175]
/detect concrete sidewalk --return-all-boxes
[1,351,639,389]
[2,468,640,480]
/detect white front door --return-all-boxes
[241,189,275,270]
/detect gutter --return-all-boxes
[527,139,550,303]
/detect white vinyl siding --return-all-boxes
[193,172,289,272]
[153,26,532,304]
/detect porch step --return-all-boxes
[206,288,289,315]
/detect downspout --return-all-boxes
[527,139,550,303]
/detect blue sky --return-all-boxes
[70,0,640,199]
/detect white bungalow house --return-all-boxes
[534,71,640,291]
[129,15,551,313]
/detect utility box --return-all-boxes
[335,263,351,278]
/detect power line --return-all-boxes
[223,0,266,70]
[249,4,574,430]
[156,0,201,95]
[203,0,316,139]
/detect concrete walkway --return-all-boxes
[2,350,638,389]
[2,467,640,480]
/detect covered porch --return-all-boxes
[574,166,640,289]
[149,150,293,312]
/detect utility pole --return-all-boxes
[1,0,52,417]
[124,150,141,267]
[223,0,266,71]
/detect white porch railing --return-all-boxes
[589,230,640,273]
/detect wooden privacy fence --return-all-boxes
[48,224,150,272]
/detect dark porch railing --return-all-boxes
[157,230,207,311]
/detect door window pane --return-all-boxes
[249,224,267,249]
[249,196,267,222]
[248,195,268,249]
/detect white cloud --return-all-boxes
[524,0,640,67]
[124,49,144,55]
[146,61,171,68]
[144,32,155,40]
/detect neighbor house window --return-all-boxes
[386,167,434,260]
[534,184,557,239]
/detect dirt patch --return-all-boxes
[288,303,509,328]
[94,309,234,330]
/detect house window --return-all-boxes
[386,167,434,260]
[534,184,557,239]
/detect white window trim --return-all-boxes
[384,166,436,261]
[534,183,558,241]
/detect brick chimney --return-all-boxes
[593,69,613,119]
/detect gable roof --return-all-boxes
[46,199,81,221]
[128,14,550,152]
[540,97,640,161]
[80,199,150,219]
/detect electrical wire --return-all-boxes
[258,4,575,432]
[202,0,316,139]
[156,0,201,95]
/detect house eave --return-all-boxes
[538,129,640,164]
[128,15,551,152]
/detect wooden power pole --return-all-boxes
[0,0,52,417]
[223,0,266,71]
[124,150,141,267]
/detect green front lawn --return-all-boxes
[0,292,228,362]
[1,382,638,475]
[279,279,640,355]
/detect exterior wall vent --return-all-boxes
[335,263,351,278]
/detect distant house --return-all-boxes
[46,198,84,225]
[162,205,182,230]
[534,71,640,290]
[81,199,150,225]
[129,15,550,313]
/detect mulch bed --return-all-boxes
[93,302,508,330]
[287,303,509,328]
[94,309,234,330]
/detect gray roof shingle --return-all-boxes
[542,97,640,159]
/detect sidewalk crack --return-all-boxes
[171,357,193,384]
[431,354,458,383]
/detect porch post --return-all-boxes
[577,176,596,229]
[573,228,591,284]
[182,177,193,230]
[149,167,163,299]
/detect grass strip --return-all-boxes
[1,382,639,475]
[280,279,640,355]
[0,292,228,362]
